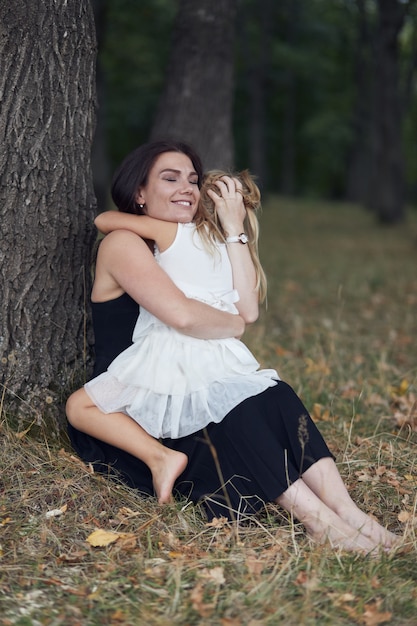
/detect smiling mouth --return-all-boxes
[173,201,192,206]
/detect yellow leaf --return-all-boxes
[86,529,121,547]
[168,551,184,559]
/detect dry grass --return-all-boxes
[1,198,417,625]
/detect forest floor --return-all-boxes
[1,197,417,625]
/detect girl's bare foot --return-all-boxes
[150,448,188,504]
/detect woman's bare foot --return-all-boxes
[336,504,401,549]
[150,448,188,504]
[304,511,385,555]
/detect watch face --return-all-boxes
[239,233,249,244]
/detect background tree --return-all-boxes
[0,0,97,424]
[99,0,175,170]
[150,0,238,170]
[99,0,417,213]
[236,0,275,189]
[367,0,410,223]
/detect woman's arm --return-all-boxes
[207,177,259,323]
[93,230,245,339]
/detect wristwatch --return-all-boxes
[226,233,249,244]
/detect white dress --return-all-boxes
[84,222,279,438]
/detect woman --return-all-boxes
[67,140,399,554]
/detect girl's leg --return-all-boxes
[301,458,400,548]
[66,388,187,504]
[276,478,385,553]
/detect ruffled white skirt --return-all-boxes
[85,309,279,438]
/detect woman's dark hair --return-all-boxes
[111,140,204,215]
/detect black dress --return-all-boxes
[68,293,334,520]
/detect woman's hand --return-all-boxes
[206,176,246,236]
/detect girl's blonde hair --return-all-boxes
[194,169,267,303]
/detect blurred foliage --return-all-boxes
[99,0,176,166]
[99,0,417,202]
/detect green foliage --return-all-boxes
[100,0,176,168]
[99,0,417,204]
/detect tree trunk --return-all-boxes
[279,0,299,196]
[367,0,406,223]
[0,0,97,428]
[150,0,237,170]
[345,0,373,204]
[240,0,273,190]
[91,0,111,214]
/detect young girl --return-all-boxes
[84,169,278,441]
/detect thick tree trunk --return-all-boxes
[367,0,406,223]
[0,0,97,427]
[91,0,110,214]
[345,0,373,204]
[150,0,237,170]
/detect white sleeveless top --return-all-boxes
[85,223,279,438]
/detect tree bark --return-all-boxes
[279,0,299,196]
[0,0,97,427]
[91,0,110,214]
[150,0,237,170]
[345,0,373,204]
[367,0,406,223]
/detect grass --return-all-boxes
[1,197,417,625]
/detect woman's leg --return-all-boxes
[301,458,400,547]
[276,478,387,553]
[66,388,187,503]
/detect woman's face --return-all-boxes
[137,151,200,223]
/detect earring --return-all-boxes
[139,204,144,209]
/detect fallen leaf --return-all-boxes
[245,555,264,576]
[110,609,128,623]
[190,581,215,618]
[206,517,229,528]
[363,600,392,626]
[86,529,121,547]
[370,576,381,589]
[390,379,409,396]
[45,504,67,519]
[294,570,319,590]
[57,550,88,564]
[398,510,411,523]
[168,551,184,559]
[200,567,225,585]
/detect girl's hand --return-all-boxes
[206,176,246,236]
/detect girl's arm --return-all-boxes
[95,211,176,252]
[94,230,245,340]
[207,177,259,323]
